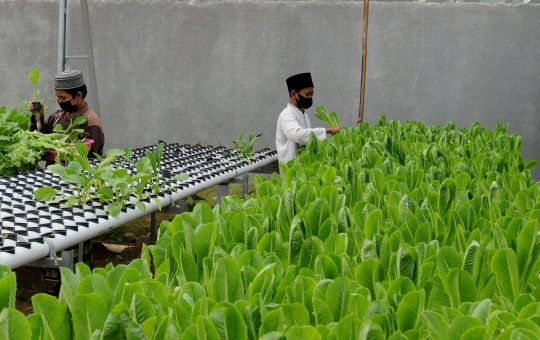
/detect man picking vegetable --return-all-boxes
[29,70,105,157]
[275,72,342,163]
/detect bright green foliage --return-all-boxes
[314,105,339,127]
[233,131,263,164]
[0,308,31,340]
[0,266,16,312]
[0,106,76,176]
[3,115,540,338]
[34,142,188,217]
[52,115,87,144]
[28,69,53,105]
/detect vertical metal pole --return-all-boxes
[358,0,370,125]
[217,184,230,205]
[78,242,84,263]
[179,201,188,213]
[57,0,67,73]
[60,250,74,271]
[80,0,101,116]
[241,174,249,199]
[150,212,157,244]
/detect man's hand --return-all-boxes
[28,101,45,115]
[326,125,343,135]
[29,101,45,132]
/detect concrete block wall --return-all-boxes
[1,0,539,177]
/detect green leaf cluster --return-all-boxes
[34,143,188,217]
[53,116,88,144]
[28,69,41,103]
[314,105,339,127]
[233,132,262,164]
[0,105,76,176]
[27,68,54,109]
[4,114,540,338]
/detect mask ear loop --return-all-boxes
[73,93,80,108]
[295,91,301,106]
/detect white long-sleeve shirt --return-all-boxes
[275,103,327,164]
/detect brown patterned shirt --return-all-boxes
[30,103,105,157]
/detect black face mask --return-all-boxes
[296,93,313,110]
[58,98,78,113]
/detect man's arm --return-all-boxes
[325,126,342,135]
[29,112,54,134]
[28,101,61,134]
[281,112,327,145]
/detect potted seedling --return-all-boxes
[28,69,53,132]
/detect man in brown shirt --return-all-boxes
[29,70,105,157]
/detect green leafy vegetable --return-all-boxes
[232,131,262,164]
[314,105,340,126]
[6,111,540,338]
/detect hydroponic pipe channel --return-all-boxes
[0,143,277,269]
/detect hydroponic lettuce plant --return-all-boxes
[232,131,262,164]
[34,142,123,210]
[314,104,339,126]
[87,144,187,216]
[53,115,88,144]
[34,142,189,217]
[145,143,189,198]
[6,113,540,339]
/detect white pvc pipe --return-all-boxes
[0,244,51,270]
[0,151,277,269]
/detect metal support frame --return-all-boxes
[150,212,157,244]
[57,0,67,74]
[149,199,189,244]
[217,174,249,205]
[78,241,84,263]
[248,160,279,175]
[57,0,100,116]
[27,161,279,264]
[216,160,279,205]
[162,200,189,214]
[25,238,75,270]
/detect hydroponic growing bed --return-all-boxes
[0,143,277,269]
[0,115,539,339]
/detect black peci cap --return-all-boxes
[286,72,314,94]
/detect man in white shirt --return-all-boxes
[275,72,342,164]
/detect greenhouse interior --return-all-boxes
[0,0,540,338]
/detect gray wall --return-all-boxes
[1,1,540,177]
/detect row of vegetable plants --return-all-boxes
[34,142,188,217]
[1,109,540,339]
